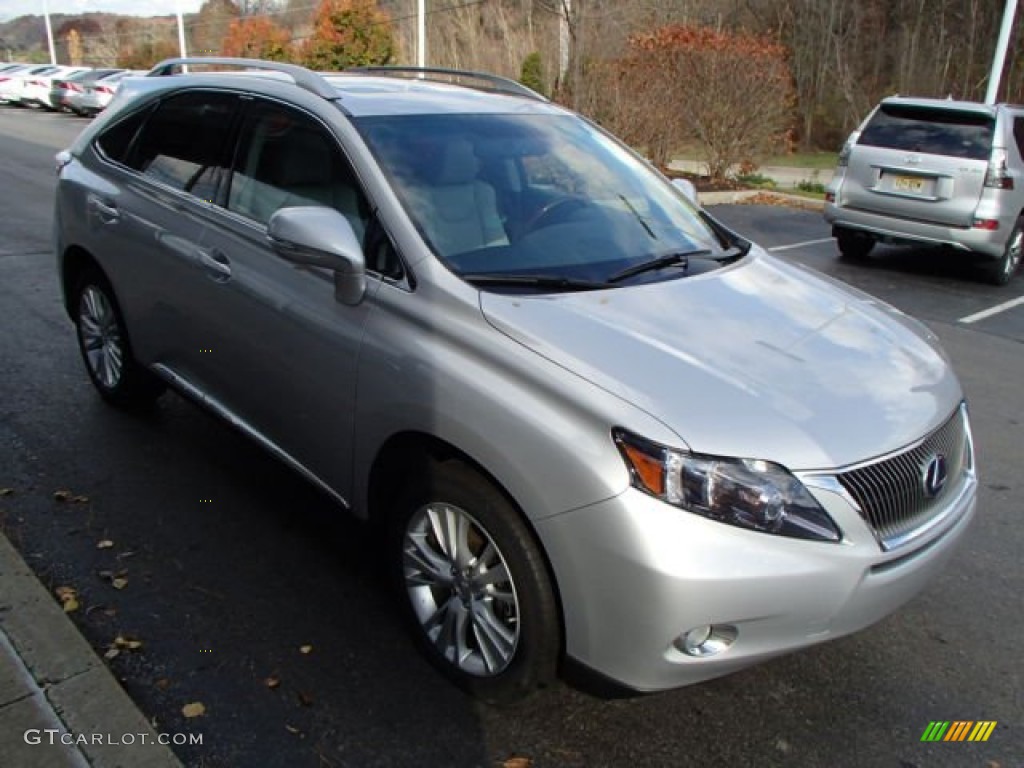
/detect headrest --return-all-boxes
[436,139,480,185]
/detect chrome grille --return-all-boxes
[837,406,970,550]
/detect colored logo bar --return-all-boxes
[920,721,997,742]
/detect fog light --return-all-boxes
[674,624,738,657]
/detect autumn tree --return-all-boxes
[190,0,240,57]
[617,24,794,179]
[220,16,291,60]
[298,0,393,71]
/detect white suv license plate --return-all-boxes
[892,175,927,194]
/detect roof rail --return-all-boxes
[347,65,547,102]
[147,57,338,100]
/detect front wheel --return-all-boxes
[984,218,1023,285]
[390,460,559,704]
[73,268,165,407]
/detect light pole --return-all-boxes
[417,0,426,68]
[42,0,57,64]
[986,0,1019,104]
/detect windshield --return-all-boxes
[355,113,733,287]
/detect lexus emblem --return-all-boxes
[922,454,948,498]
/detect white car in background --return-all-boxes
[66,70,142,116]
[0,64,58,104]
[21,66,92,109]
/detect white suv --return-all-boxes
[825,96,1024,284]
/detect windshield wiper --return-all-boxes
[606,249,706,283]
[607,243,750,284]
[464,273,608,292]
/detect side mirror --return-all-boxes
[267,207,366,305]
[671,178,699,206]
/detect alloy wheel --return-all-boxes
[78,284,123,390]
[402,502,520,677]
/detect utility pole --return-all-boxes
[985,0,1018,104]
[42,0,57,64]
[417,0,426,68]
[176,0,188,61]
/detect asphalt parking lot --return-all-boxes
[0,107,1021,768]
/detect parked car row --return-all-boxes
[0,62,141,116]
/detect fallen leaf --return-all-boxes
[297,691,314,707]
[62,598,79,613]
[55,586,76,602]
[104,648,120,660]
[0,488,13,496]
[72,495,89,504]
[264,676,280,690]
[111,577,128,590]
[181,702,206,719]
[53,490,72,502]
[284,724,302,736]
[113,635,144,651]
[97,570,113,581]
[502,758,533,768]
[96,540,114,550]
[299,644,313,655]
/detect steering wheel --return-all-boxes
[522,197,590,234]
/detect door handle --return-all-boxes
[195,247,231,282]
[88,195,120,223]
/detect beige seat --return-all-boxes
[234,129,366,242]
[405,139,507,256]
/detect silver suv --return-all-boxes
[55,58,977,703]
[825,96,1024,284]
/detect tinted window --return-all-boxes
[94,105,155,165]
[130,91,238,200]
[227,100,370,245]
[1014,117,1024,159]
[859,104,993,160]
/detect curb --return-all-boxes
[699,189,826,210]
[0,532,183,768]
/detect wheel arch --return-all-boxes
[367,430,567,657]
[60,245,103,319]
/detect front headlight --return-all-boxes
[613,429,841,542]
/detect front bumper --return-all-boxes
[537,472,976,692]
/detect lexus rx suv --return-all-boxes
[55,58,977,702]
[825,96,1024,284]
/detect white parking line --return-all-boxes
[767,237,835,253]
[959,296,1024,324]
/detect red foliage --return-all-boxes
[612,24,795,180]
[220,17,291,61]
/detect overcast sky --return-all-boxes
[0,1,204,22]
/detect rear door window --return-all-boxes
[127,91,239,201]
[858,104,994,160]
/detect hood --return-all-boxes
[480,253,961,470]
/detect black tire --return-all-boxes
[984,218,1023,286]
[389,459,559,704]
[836,228,874,261]
[72,268,165,407]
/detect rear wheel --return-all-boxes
[73,268,165,407]
[984,218,1023,285]
[836,228,874,261]
[390,459,559,704]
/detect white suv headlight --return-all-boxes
[614,429,841,542]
